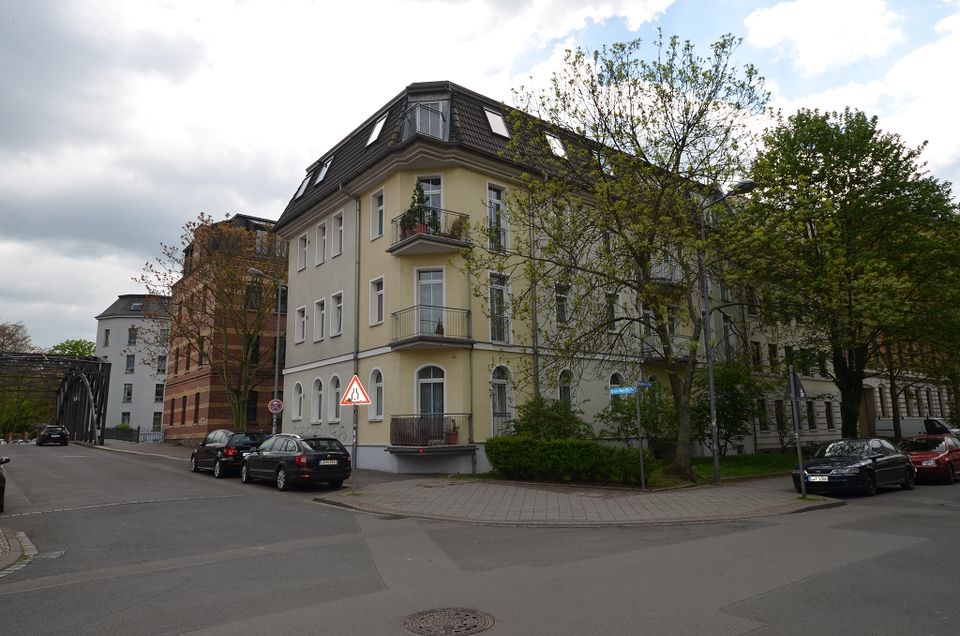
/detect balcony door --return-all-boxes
[417,366,445,418]
[417,177,442,232]
[417,269,444,335]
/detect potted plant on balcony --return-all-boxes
[402,183,428,238]
[445,420,459,445]
[446,215,466,240]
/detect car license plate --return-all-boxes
[318,459,338,465]
[807,475,829,482]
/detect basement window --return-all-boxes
[484,108,509,137]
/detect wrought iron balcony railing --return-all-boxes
[388,206,469,254]
[390,305,471,346]
[389,413,470,446]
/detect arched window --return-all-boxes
[559,370,573,408]
[417,366,445,415]
[609,372,624,402]
[312,378,323,424]
[293,382,303,420]
[371,369,384,419]
[331,375,341,421]
[491,366,512,436]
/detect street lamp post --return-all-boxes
[248,267,285,435]
[700,179,757,484]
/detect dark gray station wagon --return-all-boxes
[241,434,351,491]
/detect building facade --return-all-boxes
[271,81,952,473]
[162,214,286,445]
[94,294,170,440]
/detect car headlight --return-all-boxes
[921,459,937,466]
[831,466,860,475]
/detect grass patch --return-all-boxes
[692,453,798,480]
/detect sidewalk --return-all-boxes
[75,440,843,527]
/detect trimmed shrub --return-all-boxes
[485,435,650,484]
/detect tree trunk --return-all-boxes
[833,344,868,438]
[666,370,695,479]
[886,348,902,440]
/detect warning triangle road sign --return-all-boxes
[340,374,372,406]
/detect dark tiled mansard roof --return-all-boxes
[273,81,516,234]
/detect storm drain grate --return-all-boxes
[401,608,495,635]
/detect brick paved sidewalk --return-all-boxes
[315,477,844,526]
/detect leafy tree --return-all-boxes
[136,213,287,431]
[50,339,96,357]
[691,360,771,456]
[596,383,677,458]
[509,395,593,440]
[0,319,34,352]
[465,33,768,478]
[726,108,958,438]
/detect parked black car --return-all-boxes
[792,438,916,496]
[241,434,351,491]
[190,429,267,478]
[36,425,69,446]
[0,456,10,513]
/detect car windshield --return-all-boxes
[304,439,346,453]
[901,438,947,452]
[815,440,870,458]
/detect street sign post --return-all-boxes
[609,380,654,489]
[788,365,807,497]
[339,375,372,406]
[609,386,636,396]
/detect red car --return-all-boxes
[901,435,960,483]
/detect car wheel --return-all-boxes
[241,462,252,484]
[901,468,916,490]
[276,467,289,491]
[0,487,5,513]
[189,455,199,473]
[213,460,224,479]
[328,479,343,490]
[862,472,877,497]
[947,463,956,485]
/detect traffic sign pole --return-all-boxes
[635,380,646,490]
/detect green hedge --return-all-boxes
[485,436,650,484]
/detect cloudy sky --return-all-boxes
[2,0,958,349]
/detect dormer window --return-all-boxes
[367,114,388,146]
[130,302,143,311]
[546,133,566,157]
[314,158,332,184]
[484,108,509,137]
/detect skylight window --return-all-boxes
[367,113,388,146]
[314,157,332,184]
[294,173,311,199]
[546,133,566,157]
[484,108,509,137]
[130,302,143,311]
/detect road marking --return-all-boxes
[0,495,243,519]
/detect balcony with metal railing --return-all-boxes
[387,206,470,256]
[390,305,472,349]
[400,103,448,142]
[387,413,476,455]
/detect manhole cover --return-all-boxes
[401,608,495,635]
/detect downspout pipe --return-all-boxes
[340,183,362,493]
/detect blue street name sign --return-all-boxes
[636,381,653,388]
[609,386,636,395]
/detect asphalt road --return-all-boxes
[3,443,960,635]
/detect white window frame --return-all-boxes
[294,306,307,343]
[367,114,387,146]
[333,210,344,257]
[316,222,326,265]
[294,173,311,199]
[484,108,509,137]
[370,277,384,325]
[546,133,565,157]
[293,382,303,421]
[487,183,507,252]
[370,369,384,421]
[315,157,332,184]
[489,272,510,343]
[297,233,308,271]
[125,354,135,373]
[312,378,323,424]
[330,375,341,422]
[313,299,325,341]
[371,190,384,239]
[332,292,343,337]
[559,369,574,407]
